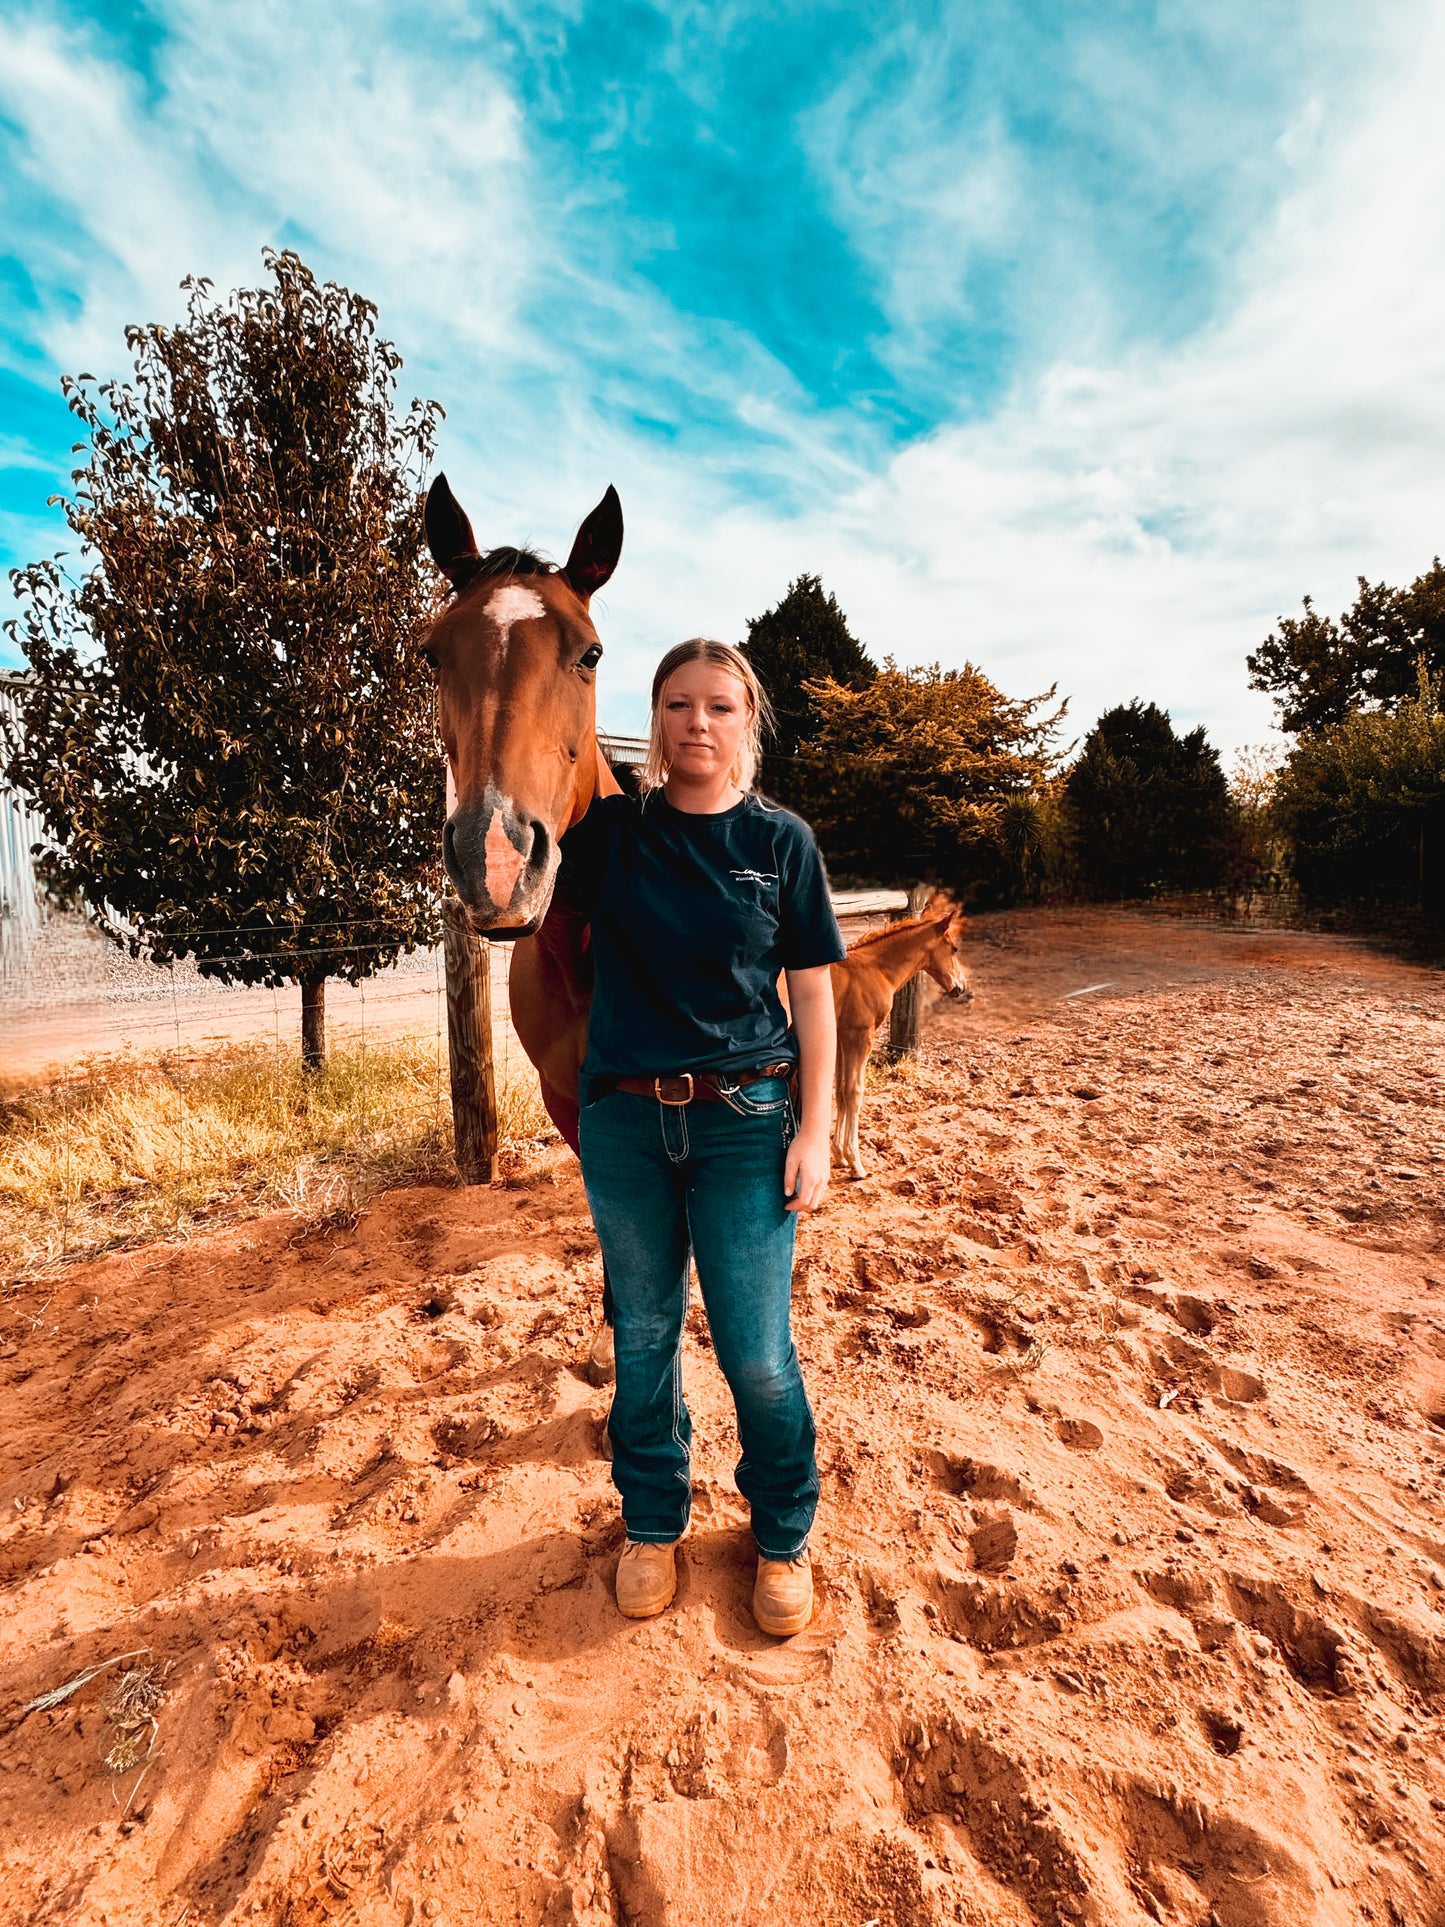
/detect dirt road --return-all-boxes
[2,908,1443,1926]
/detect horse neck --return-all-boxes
[864,921,939,990]
[563,732,619,832]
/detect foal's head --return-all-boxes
[422,475,623,935]
[921,911,973,1002]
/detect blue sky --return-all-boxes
[3,0,1444,753]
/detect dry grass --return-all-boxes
[0,1036,552,1283]
[101,1663,166,1773]
[870,1047,929,1090]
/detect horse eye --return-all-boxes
[421,646,439,670]
[578,644,603,671]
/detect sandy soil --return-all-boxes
[2,907,1444,1927]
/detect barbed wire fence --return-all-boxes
[4,878,899,1276]
[2,908,535,1274]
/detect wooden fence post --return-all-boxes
[887,882,934,1058]
[442,896,497,1183]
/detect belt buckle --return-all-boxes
[655,1073,694,1106]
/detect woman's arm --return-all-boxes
[782,964,835,1212]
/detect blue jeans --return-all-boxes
[578,1078,818,1561]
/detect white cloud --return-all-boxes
[0,2,533,375]
[2,0,1442,765]
[596,1,1445,756]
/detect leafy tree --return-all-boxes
[1273,666,1445,921]
[1223,745,1288,897]
[742,574,874,795]
[1062,701,1234,899]
[788,660,1062,896]
[1248,559,1445,733]
[2,251,444,1066]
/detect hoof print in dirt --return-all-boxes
[1197,1706,1245,1755]
[968,1513,1019,1575]
[926,1449,1036,1510]
[1055,1417,1104,1452]
[1223,1575,1355,1695]
[893,1717,1092,1925]
[1169,1293,1216,1336]
[1215,1366,1266,1404]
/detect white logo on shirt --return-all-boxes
[730,869,779,886]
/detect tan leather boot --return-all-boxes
[753,1552,813,1637]
[615,1539,678,1618]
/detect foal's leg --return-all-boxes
[844,1064,866,1179]
[839,1029,870,1179]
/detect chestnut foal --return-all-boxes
[830,908,972,1178]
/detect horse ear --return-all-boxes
[425,473,481,587]
[565,485,623,601]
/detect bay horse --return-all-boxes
[422,474,623,1368]
[830,906,971,1179]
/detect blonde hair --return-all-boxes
[641,638,775,794]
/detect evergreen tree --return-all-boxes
[742,574,874,795]
[1248,559,1445,733]
[1063,701,1234,898]
[2,251,444,1066]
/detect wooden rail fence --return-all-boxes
[442,897,498,1184]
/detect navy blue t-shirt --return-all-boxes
[557,789,846,1090]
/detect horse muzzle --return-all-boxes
[444,790,559,935]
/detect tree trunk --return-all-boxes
[443,897,498,1184]
[887,882,933,1057]
[301,976,327,1071]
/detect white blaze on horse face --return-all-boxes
[483,583,548,652]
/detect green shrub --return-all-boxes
[789,660,1063,901]
[1274,669,1445,921]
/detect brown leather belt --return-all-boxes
[610,1063,794,1106]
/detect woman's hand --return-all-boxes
[784,1128,831,1213]
[782,964,837,1214]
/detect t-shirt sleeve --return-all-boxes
[555,797,612,921]
[777,818,847,969]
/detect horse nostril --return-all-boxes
[528,818,550,873]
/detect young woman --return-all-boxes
[559,639,843,1637]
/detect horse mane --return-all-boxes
[848,917,929,952]
[464,546,556,588]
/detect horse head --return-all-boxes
[922,911,973,1002]
[422,475,623,937]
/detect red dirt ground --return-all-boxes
[2,907,1444,1927]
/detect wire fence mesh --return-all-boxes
[2,891,901,1282]
[1,914,542,1281]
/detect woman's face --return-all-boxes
[658,661,751,782]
